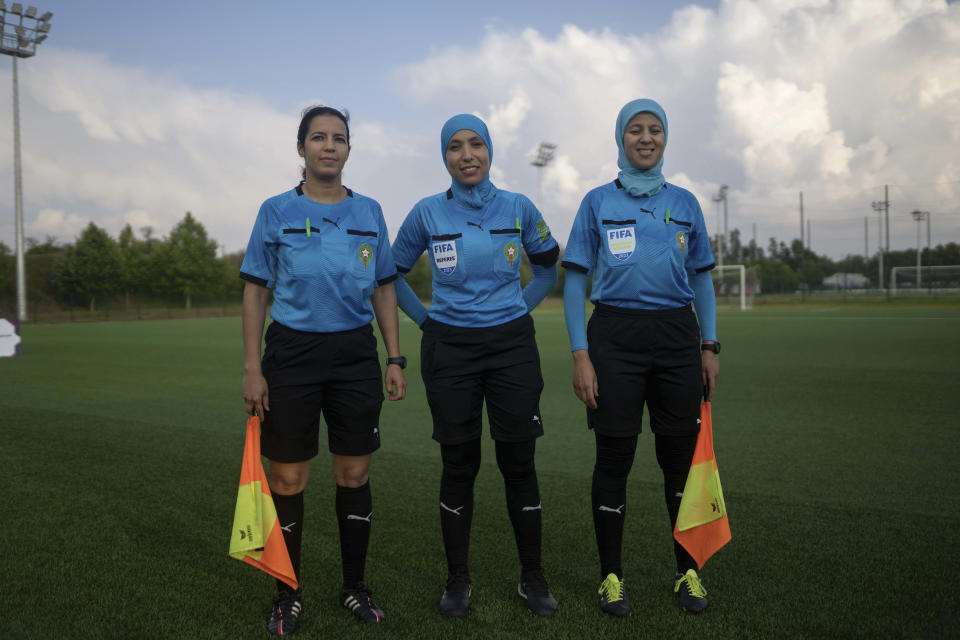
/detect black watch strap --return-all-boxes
[386,356,407,369]
[701,342,721,354]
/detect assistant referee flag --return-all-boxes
[673,400,731,568]
[229,416,298,589]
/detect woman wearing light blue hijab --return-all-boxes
[562,99,720,615]
[392,114,561,618]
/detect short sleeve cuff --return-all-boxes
[561,260,589,274]
[528,245,559,267]
[694,262,716,274]
[239,271,269,287]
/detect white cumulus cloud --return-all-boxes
[1,1,958,260]
[397,0,960,256]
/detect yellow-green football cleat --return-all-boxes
[674,569,709,613]
[597,573,631,617]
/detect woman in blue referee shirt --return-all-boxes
[392,114,560,618]
[562,99,720,616]
[240,105,406,634]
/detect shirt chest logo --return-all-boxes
[675,231,687,254]
[358,243,373,269]
[432,240,458,275]
[606,227,635,261]
[503,242,519,267]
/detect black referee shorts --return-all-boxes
[260,322,383,462]
[420,314,545,445]
[586,303,702,437]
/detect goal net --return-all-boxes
[891,265,960,295]
[711,264,759,310]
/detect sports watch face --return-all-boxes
[701,342,720,354]
[386,356,407,369]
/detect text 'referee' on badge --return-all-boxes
[432,240,458,274]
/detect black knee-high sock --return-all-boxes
[592,432,638,580]
[495,439,542,575]
[440,439,481,578]
[336,482,372,588]
[272,491,304,593]
[655,433,698,574]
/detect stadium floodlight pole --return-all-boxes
[911,210,929,289]
[864,216,868,258]
[529,142,556,210]
[1,3,53,322]
[872,200,885,291]
[712,185,728,270]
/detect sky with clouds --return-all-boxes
[1,0,958,259]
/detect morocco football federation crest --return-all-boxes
[504,242,519,267]
[358,243,373,269]
[432,240,458,275]
[676,231,687,254]
[606,227,635,261]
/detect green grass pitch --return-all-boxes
[2,303,958,638]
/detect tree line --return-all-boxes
[715,229,960,293]
[2,213,958,316]
[0,212,243,314]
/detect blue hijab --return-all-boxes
[616,98,668,198]
[441,114,498,210]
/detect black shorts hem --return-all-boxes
[587,417,643,438]
[431,426,483,446]
[331,438,382,457]
[588,419,641,438]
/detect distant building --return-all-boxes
[822,272,870,289]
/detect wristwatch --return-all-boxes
[386,356,407,369]
[701,342,721,354]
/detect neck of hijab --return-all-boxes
[616,98,668,198]
[441,114,498,210]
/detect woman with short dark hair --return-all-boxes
[240,105,406,635]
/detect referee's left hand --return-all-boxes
[385,365,407,401]
[701,351,719,400]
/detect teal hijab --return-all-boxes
[441,114,497,210]
[616,98,668,198]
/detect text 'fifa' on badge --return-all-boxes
[432,240,458,275]
[606,227,635,261]
[676,231,687,254]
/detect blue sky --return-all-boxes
[1,0,957,258]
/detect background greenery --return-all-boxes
[2,211,959,322]
[2,302,958,638]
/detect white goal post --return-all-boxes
[891,265,960,296]
[711,264,759,310]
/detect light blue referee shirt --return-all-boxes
[392,189,559,328]
[240,185,398,332]
[562,180,715,309]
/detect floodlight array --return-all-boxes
[530,142,557,168]
[0,3,52,58]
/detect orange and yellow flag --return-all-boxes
[229,416,298,590]
[673,401,731,569]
